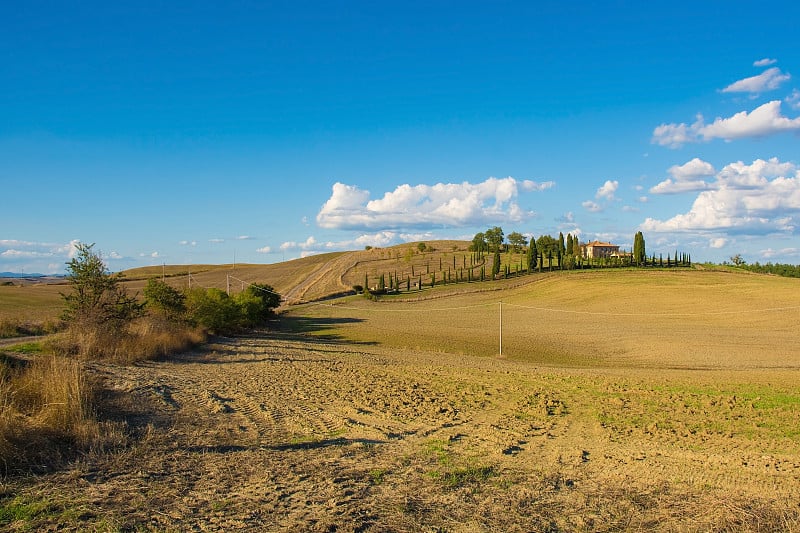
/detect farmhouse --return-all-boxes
[583,240,620,259]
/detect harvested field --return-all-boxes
[2,269,800,531]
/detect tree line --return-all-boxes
[360,228,692,297]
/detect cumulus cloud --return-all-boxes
[316,177,543,230]
[787,89,800,110]
[652,101,800,147]
[760,247,800,259]
[582,200,602,213]
[0,239,80,261]
[581,180,619,213]
[255,246,272,254]
[709,238,728,249]
[280,236,317,251]
[596,180,619,200]
[650,158,716,194]
[721,67,791,94]
[642,158,800,235]
[753,58,777,67]
[521,180,555,192]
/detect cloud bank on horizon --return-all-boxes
[315,177,553,231]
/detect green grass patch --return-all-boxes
[0,495,60,526]
[3,342,45,354]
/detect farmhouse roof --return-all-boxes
[585,240,618,247]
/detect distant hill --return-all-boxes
[0,272,54,278]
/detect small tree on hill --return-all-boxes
[492,250,501,278]
[507,231,526,253]
[144,278,186,320]
[62,243,142,331]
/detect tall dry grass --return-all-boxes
[0,354,116,475]
[54,316,206,364]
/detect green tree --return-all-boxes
[527,235,538,271]
[507,231,527,253]
[243,283,281,320]
[566,234,574,256]
[61,243,142,329]
[492,250,501,278]
[536,235,559,258]
[143,278,185,320]
[470,232,487,254]
[417,242,427,253]
[633,231,646,265]
[485,226,505,252]
[558,232,566,255]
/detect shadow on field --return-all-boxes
[184,438,386,455]
[276,315,377,346]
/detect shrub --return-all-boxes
[143,278,186,319]
[184,288,241,334]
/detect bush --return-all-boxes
[184,288,241,334]
[143,278,186,319]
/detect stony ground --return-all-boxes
[3,331,800,531]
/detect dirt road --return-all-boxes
[6,331,799,531]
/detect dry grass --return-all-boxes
[53,316,206,364]
[0,354,122,475]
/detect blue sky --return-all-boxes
[2,1,799,273]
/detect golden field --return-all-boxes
[2,250,799,531]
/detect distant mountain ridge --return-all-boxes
[0,272,61,278]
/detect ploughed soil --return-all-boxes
[4,331,799,531]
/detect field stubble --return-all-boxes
[3,269,800,531]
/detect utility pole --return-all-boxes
[499,300,503,356]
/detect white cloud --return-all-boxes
[753,58,777,67]
[760,247,800,259]
[521,180,555,192]
[179,240,197,246]
[709,238,728,249]
[582,180,619,213]
[669,158,716,180]
[787,89,800,110]
[582,200,602,213]
[638,196,649,203]
[642,158,800,235]
[651,158,716,194]
[280,236,317,251]
[622,205,639,213]
[596,180,619,200]
[255,246,272,254]
[209,238,225,243]
[721,67,790,94]
[316,177,539,230]
[652,101,800,147]
[236,235,253,240]
[701,100,800,140]
[108,251,123,259]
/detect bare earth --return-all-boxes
[6,330,799,531]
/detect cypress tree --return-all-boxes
[527,235,537,272]
[492,250,501,278]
